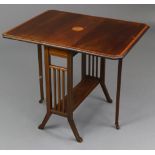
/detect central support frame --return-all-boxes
[38,46,113,142]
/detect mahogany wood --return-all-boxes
[53,68,57,110]
[62,70,65,113]
[115,59,123,129]
[66,76,99,111]
[57,69,61,111]
[39,46,83,142]
[3,10,149,59]
[38,46,52,129]
[96,56,98,77]
[44,46,52,112]
[68,116,83,142]
[81,53,86,79]
[88,55,91,75]
[37,44,44,103]
[2,10,149,142]
[100,58,112,103]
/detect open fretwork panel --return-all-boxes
[47,48,103,116]
[82,53,105,79]
[50,64,67,115]
[40,46,112,142]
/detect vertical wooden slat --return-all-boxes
[53,68,57,110]
[92,55,94,76]
[96,56,98,77]
[81,53,86,80]
[88,55,91,76]
[58,69,61,111]
[100,58,105,83]
[62,70,65,113]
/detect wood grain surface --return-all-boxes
[3,10,149,59]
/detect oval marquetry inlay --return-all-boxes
[72,26,84,32]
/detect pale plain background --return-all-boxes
[0,4,155,149]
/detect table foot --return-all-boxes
[108,99,113,103]
[67,117,83,143]
[39,98,44,104]
[38,112,51,129]
[115,123,120,130]
[76,136,83,143]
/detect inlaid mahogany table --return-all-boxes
[2,10,149,142]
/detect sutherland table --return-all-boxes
[2,10,149,142]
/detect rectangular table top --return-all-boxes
[3,10,149,59]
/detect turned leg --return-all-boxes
[100,58,112,103]
[115,59,123,129]
[38,46,52,129]
[38,44,44,103]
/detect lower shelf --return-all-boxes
[52,76,100,114]
[72,76,100,110]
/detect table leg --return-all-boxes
[67,53,82,142]
[38,46,52,129]
[38,112,51,129]
[100,58,112,103]
[115,59,123,129]
[68,115,83,142]
[37,44,44,103]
